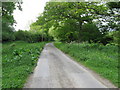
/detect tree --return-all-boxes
[2,2,22,42]
[108,2,120,30]
[42,2,108,42]
[48,19,78,42]
[97,2,120,33]
[2,2,22,26]
[30,14,53,41]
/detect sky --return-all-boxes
[13,0,50,31]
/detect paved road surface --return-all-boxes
[24,43,107,88]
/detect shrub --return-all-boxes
[100,31,119,45]
[2,32,15,42]
[80,23,103,43]
[14,30,46,43]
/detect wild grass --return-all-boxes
[0,43,2,89]
[2,41,46,88]
[54,42,119,87]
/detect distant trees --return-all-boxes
[3,1,119,45]
[48,19,79,42]
[2,2,47,43]
[14,30,44,43]
[30,1,119,45]
[31,2,112,44]
[1,1,51,43]
[45,2,109,43]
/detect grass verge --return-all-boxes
[0,43,2,89]
[2,41,46,88]
[54,42,119,87]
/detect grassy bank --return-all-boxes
[54,42,119,87]
[0,43,2,89]
[2,41,46,88]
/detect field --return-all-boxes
[2,41,46,88]
[54,42,119,87]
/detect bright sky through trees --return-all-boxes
[13,0,49,31]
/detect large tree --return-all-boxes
[96,2,120,33]
[32,2,108,42]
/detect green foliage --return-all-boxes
[2,2,22,25]
[99,30,120,45]
[107,31,120,45]
[103,2,120,32]
[2,2,15,25]
[2,32,15,42]
[54,42,119,87]
[100,35,113,45]
[2,27,52,43]
[2,2,22,42]
[2,41,46,88]
[14,30,50,43]
[32,2,110,43]
[44,2,108,21]
[80,23,103,43]
[48,19,78,42]
[30,15,53,41]
[2,23,16,42]
[14,30,39,43]
[107,2,120,9]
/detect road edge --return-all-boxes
[53,43,117,88]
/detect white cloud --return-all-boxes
[13,0,49,31]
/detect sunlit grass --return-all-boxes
[54,42,119,87]
[2,41,46,88]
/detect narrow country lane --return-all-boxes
[24,43,107,88]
